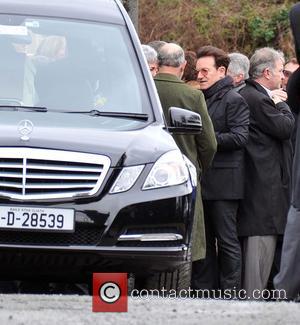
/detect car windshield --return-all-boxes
[0,14,150,117]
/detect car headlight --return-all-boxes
[109,165,145,194]
[183,155,197,187]
[143,150,189,190]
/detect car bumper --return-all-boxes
[0,183,196,280]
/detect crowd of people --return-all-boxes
[142,2,300,301]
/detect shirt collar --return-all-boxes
[260,84,273,98]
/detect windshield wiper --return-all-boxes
[0,106,47,112]
[65,110,149,121]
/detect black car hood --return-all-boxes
[0,111,176,167]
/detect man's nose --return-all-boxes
[197,70,203,79]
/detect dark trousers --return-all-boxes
[274,205,300,299]
[192,200,241,291]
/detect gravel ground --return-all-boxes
[0,294,299,325]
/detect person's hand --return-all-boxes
[271,88,287,104]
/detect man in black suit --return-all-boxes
[192,46,249,293]
[274,2,300,300]
[237,47,295,298]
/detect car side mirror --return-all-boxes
[168,107,202,134]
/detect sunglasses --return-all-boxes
[283,70,293,78]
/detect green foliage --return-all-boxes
[248,7,290,45]
[248,17,275,43]
[192,7,211,39]
[271,7,290,30]
[139,0,295,57]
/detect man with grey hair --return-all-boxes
[157,42,186,68]
[148,40,167,53]
[154,43,217,265]
[141,44,158,77]
[237,47,295,298]
[227,52,250,91]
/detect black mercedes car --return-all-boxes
[0,0,201,292]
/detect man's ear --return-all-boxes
[218,66,226,77]
[236,73,244,83]
[179,60,187,78]
[263,67,272,80]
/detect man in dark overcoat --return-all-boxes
[154,43,217,262]
[192,46,249,292]
[274,2,300,300]
[238,47,295,298]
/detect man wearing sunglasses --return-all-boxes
[192,46,249,295]
[282,58,299,91]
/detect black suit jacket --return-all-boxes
[201,76,250,200]
[238,79,295,236]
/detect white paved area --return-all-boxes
[0,295,299,325]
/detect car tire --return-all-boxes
[144,261,192,294]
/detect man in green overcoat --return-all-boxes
[154,43,217,261]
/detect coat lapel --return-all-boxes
[246,79,270,97]
[203,76,233,119]
[207,95,221,119]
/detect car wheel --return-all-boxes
[144,260,192,294]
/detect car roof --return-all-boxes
[0,0,125,25]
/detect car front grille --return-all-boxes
[0,148,110,200]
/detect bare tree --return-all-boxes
[122,0,139,33]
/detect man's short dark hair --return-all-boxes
[197,45,230,70]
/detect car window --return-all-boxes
[0,14,151,117]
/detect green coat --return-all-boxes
[155,73,217,260]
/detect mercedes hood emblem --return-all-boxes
[18,120,34,141]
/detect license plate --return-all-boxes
[0,206,74,232]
